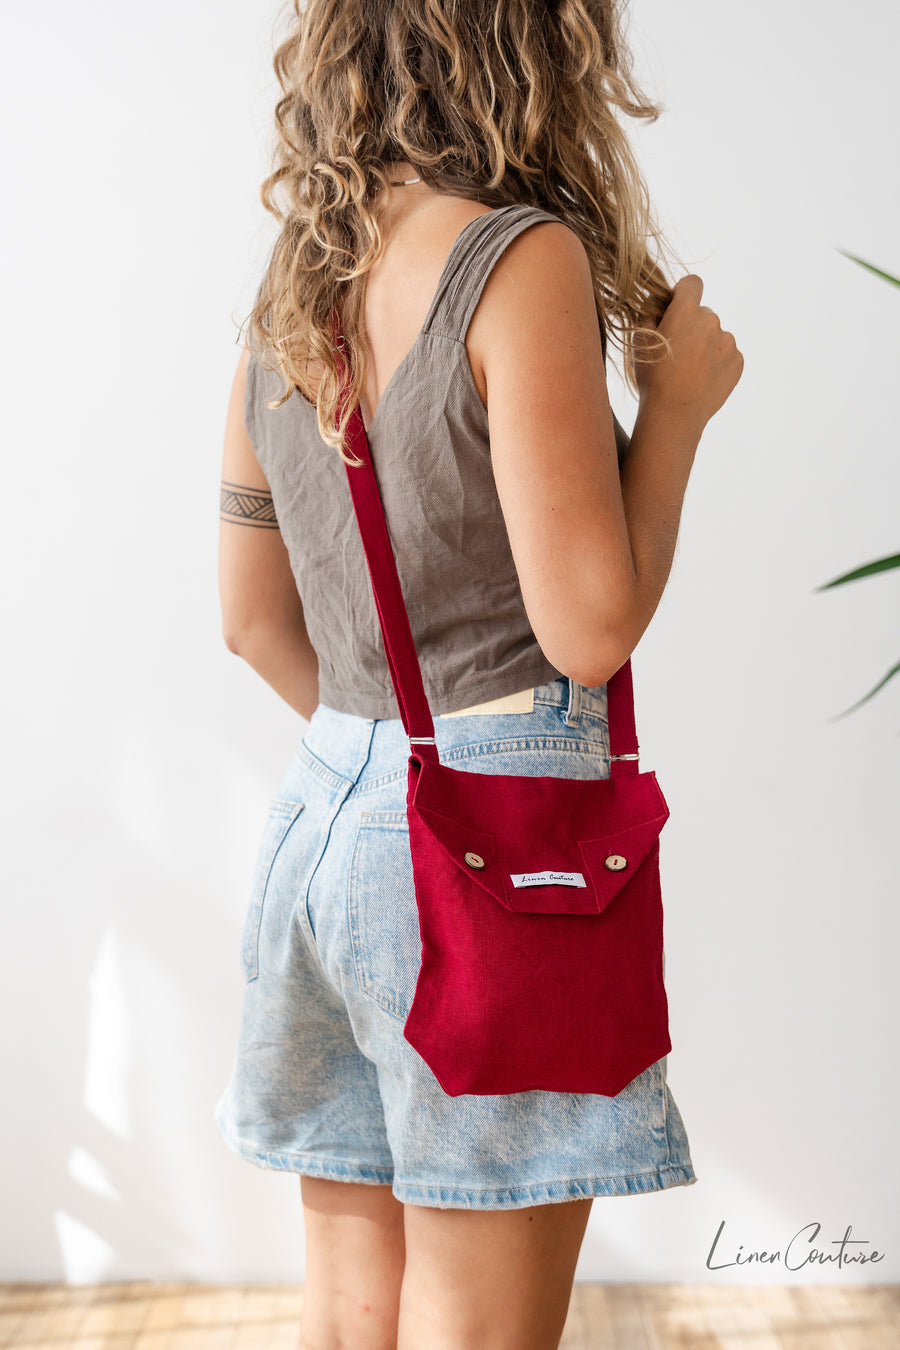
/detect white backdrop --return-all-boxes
[2,0,898,1285]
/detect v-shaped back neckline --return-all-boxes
[360,204,515,436]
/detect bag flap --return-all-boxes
[409,757,669,916]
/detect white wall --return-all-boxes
[2,0,897,1284]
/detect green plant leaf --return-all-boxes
[827,658,900,720]
[821,250,900,726]
[815,552,900,589]
[835,250,900,288]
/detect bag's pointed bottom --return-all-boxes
[403,1029,674,1098]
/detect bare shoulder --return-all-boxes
[478,217,592,310]
[493,214,589,274]
[466,219,597,404]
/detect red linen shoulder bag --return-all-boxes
[333,314,672,1097]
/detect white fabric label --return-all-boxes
[510,870,587,889]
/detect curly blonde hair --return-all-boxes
[243,0,679,462]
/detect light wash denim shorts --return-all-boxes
[214,675,698,1210]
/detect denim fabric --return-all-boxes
[214,676,698,1209]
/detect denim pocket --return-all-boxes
[240,797,305,982]
[347,809,420,1020]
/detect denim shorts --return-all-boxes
[213,675,698,1210]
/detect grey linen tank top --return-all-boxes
[244,203,631,719]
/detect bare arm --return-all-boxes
[471,224,742,687]
[219,348,319,721]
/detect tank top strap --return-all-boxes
[421,204,558,339]
[423,202,608,360]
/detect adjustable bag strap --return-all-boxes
[333,313,439,759]
[606,656,640,777]
[332,307,639,777]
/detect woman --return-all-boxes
[215,0,743,1346]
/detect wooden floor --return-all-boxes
[0,1281,897,1349]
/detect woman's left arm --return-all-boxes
[219,349,319,721]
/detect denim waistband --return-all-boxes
[534,675,608,725]
[289,676,608,794]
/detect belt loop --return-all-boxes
[564,677,583,727]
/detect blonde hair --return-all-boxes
[243,0,680,461]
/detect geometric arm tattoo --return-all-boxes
[220,479,280,529]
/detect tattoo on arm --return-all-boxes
[220,480,280,529]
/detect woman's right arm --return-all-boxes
[473,223,743,687]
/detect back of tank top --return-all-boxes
[243,202,632,718]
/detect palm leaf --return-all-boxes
[835,251,900,288]
[819,251,899,724]
[826,658,900,720]
[815,552,900,590]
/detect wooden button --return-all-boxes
[465,852,485,869]
[604,854,628,871]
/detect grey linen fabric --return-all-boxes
[243,203,631,719]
